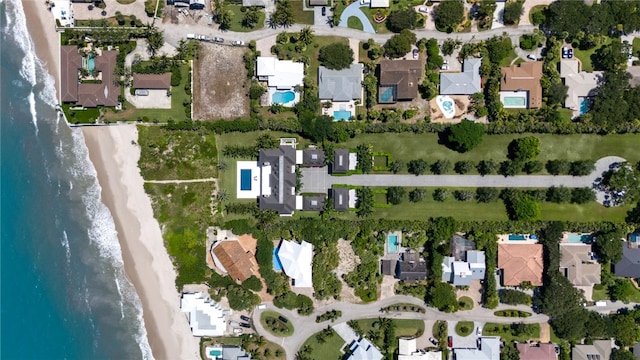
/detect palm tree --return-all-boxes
[347,320,362,337]
[298,26,314,45]
[218,9,233,31]
[216,190,228,202]
[255,335,266,347]
[217,161,227,171]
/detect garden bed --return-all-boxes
[260,311,294,337]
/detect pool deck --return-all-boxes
[497,234,538,244]
[384,231,403,258]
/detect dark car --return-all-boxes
[321,6,326,16]
[568,48,574,59]
[240,315,251,322]
[447,336,453,348]
[278,316,288,323]
[239,322,251,328]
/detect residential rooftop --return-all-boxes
[439,58,482,95]
[500,62,543,109]
[498,244,544,286]
[378,60,422,102]
[318,64,364,102]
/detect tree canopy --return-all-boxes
[502,0,523,25]
[508,136,541,162]
[446,120,486,152]
[386,9,417,33]
[434,0,464,32]
[318,43,354,70]
[384,30,417,58]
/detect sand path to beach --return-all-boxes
[82,125,199,360]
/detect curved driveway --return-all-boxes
[338,2,376,34]
[252,295,549,360]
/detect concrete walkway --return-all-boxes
[338,2,376,34]
[301,157,625,205]
[251,295,549,360]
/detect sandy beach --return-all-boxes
[82,125,200,360]
[22,0,61,100]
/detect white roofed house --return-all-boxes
[347,338,383,360]
[398,338,441,360]
[256,56,304,107]
[51,0,75,27]
[242,0,268,6]
[276,240,313,288]
[370,0,390,7]
[180,292,228,337]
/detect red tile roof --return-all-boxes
[133,73,171,89]
[498,244,544,286]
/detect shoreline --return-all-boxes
[22,0,61,100]
[81,125,200,360]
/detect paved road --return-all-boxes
[252,295,549,360]
[301,157,625,204]
[585,300,640,314]
[157,20,536,48]
[338,2,376,34]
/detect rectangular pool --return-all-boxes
[240,169,252,191]
[333,110,352,121]
[508,234,526,241]
[273,248,283,271]
[87,56,95,71]
[387,234,399,253]
[503,96,526,107]
[567,233,592,243]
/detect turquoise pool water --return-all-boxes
[503,96,526,107]
[334,110,352,121]
[579,97,590,115]
[273,248,283,271]
[272,90,295,104]
[387,234,399,253]
[380,87,395,102]
[87,56,95,71]
[630,234,639,243]
[509,234,526,241]
[209,349,222,356]
[240,169,251,191]
[567,233,592,243]
[442,100,454,113]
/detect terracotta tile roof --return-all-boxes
[133,73,171,89]
[500,62,543,109]
[60,47,120,107]
[517,343,557,360]
[212,241,257,283]
[498,244,544,286]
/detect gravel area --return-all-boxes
[193,43,250,120]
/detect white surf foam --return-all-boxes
[114,278,126,320]
[61,230,71,266]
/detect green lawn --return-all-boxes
[482,322,540,343]
[456,321,474,336]
[633,37,640,56]
[340,133,640,165]
[573,39,611,72]
[592,279,640,302]
[528,5,546,24]
[458,296,474,310]
[360,7,391,34]
[300,330,346,360]
[63,104,101,124]
[335,187,628,222]
[292,1,315,25]
[260,311,294,337]
[499,38,518,67]
[356,318,425,338]
[137,126,218,180]
[228,5,265,32]
[104,63,191,123]
[347,16,364,30]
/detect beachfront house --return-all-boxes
[378,60,422,103]
[499,62,543,109]
[256,56,304,107]
[132,73,171,96]
[275,240,313,288]
[211,239,258,283]
[51,0,75,27]
[180,292,227,337]
[498,244,544,286]
[439,58,482,95]
[61,46,120,108]
[318,64,364,121]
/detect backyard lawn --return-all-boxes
[63,104,101,124]
[592,279,640,303]
[356,318,425,338]
[482,322,541,343]
[573,38,611,72]
[340,133,640,166]
[292,1,315,24]
[228,4,265,32]
[300,330,346,360]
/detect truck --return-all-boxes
[595,301,607,307]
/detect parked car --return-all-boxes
[321,6,326,16]
[562,47,568,58]
[278,316,288,323]
[418,6,428,13]
[447,336,453,348]
[240,315,251,322]
[198,34,207,41]
[476,326,481,335]
[239,322,251,328]
[568,48,574,59]
[412,49,419,59]
[229,321,240,327]
[214,37,224,43]
[232,40,245,46]
[527,54,537,60]
[429,337,439,346]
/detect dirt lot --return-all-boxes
[193,43,249,120]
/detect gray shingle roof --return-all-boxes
[302,195,325,211]
[318,64,363,102]
[439,58,482,95]
[332,149,350,174]
[258,146,297,215]
[302,149,325,167]
[614,244,640,278]
[331,187,350,211]
[398,252,427,282]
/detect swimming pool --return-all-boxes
[87,55,95,71]
[379,87,395,103]
[503,96,526,107]
[273,248,284,271]
[240,169,252,191]
[436,96,455,119]
[334,110,352,121]
[209,349,222,357]
[567,233,592,243]
[508,234,526,241]
[272,90,295,105]
[387,234,399,253]
[579,97,590,115]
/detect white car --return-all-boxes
[412,49,419,59]
[527,54,538,60]
[418,7,428,13]
[232,40,245,46]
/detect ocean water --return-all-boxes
[1,1,152,359]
